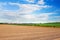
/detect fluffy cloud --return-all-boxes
[38,0,45,5]
[26,0,35,3]
[0,2,53,23]
[26,0,45,5]
[0,10,53,23]
[9,2,50,13]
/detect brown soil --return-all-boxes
[0,24,60,40]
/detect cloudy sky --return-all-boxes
[0,0,60,23]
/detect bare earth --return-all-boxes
[0,24,60,40]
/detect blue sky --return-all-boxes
[0,0,60,23]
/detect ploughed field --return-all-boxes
[0,24,60,40]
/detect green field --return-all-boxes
[11,22,60,28]
[0,22,60,28]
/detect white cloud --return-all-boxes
[25,0,45,5]
[16,13,53,23]
[38,0,45,5]
[0,10,53,23]
[0,2,53,23]
[26,0,35,3]
[22,14,35,19]
[8,2,40,13]
[9,2,50,13]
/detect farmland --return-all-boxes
[0,24,60,40]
